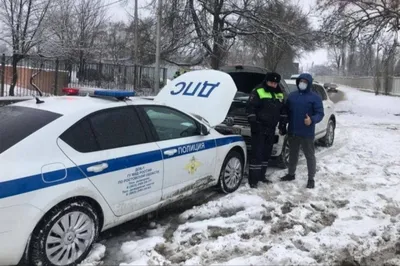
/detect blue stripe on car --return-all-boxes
[0,136,243,199]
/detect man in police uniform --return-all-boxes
[246,72,287,188]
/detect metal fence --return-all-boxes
[315,75,400,96]
[0,54,167,97]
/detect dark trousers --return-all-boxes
[288,134,316,179]
[249,129,275,185]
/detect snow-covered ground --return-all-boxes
[81,86,400,266]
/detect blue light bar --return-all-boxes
[93,90,136,98]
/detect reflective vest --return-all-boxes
[256,88,284,101]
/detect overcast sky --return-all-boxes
[110,0,329,69]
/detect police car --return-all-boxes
[0,70,247,266]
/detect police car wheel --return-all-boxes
[218,150,244,194]
[30,201,99,266]
[320,119,335,147]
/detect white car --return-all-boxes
[0,70,247,266]
[214,66,336,168]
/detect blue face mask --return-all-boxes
[299,82,307,90]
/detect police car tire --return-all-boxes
[30,201,99,266]
[320,119,335,147]
[218,150,244,194]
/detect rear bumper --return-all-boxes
[0,204,43,265]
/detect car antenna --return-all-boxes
[35,97,45,104]
[30,60,45,104]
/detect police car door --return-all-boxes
[57,106,163,217]
[152,69,238,199]
[138,104,216,199]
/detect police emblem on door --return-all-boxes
[185,156,201,174]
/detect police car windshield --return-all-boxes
[0,106,62,154]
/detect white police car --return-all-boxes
[0,70,247,266]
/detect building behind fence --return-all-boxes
[315,75,400,96]
[0,54,167,97]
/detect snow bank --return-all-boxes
[335,85,400,125]
[78,244,106,266]
[120,236,166,265]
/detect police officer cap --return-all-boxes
[265,72,281,83]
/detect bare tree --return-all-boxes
[42,0,75,58]
[0,0,53,95]
[354,41,375,76]
[347,40,356,75]
[125,18,158,65]
[317,0,400,44]
[394,59,400,76]
[0,42,8,54]
[141,0,318,69]
[225,38,257,65]
[184,0,260,69]
[42,0,107,81]
[74,0,107,78]
[328,44,342,74]
[318,0,400,83]
[138,0,209,66]
[244,0,317,73]
[380,35,398,95]
[104,22,129,64]
[374,44,382,95]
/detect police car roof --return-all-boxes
[11,95,154,116]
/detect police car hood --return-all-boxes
[155,69,237,127]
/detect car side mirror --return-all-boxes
[200,124,210,135]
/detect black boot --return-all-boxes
[280,174,295,182]
[249,164,261,189]
[306,179,315,189]
[260,163,272,184]
[260,175,272,184]
[250,183,258,189]
[260,178,272,184]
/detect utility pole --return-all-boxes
[134,0,139,91]
[154,0,162,94]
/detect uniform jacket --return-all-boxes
[246,82,287,133]
[286,73,324,138]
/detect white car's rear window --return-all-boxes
[0,106,62,154]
